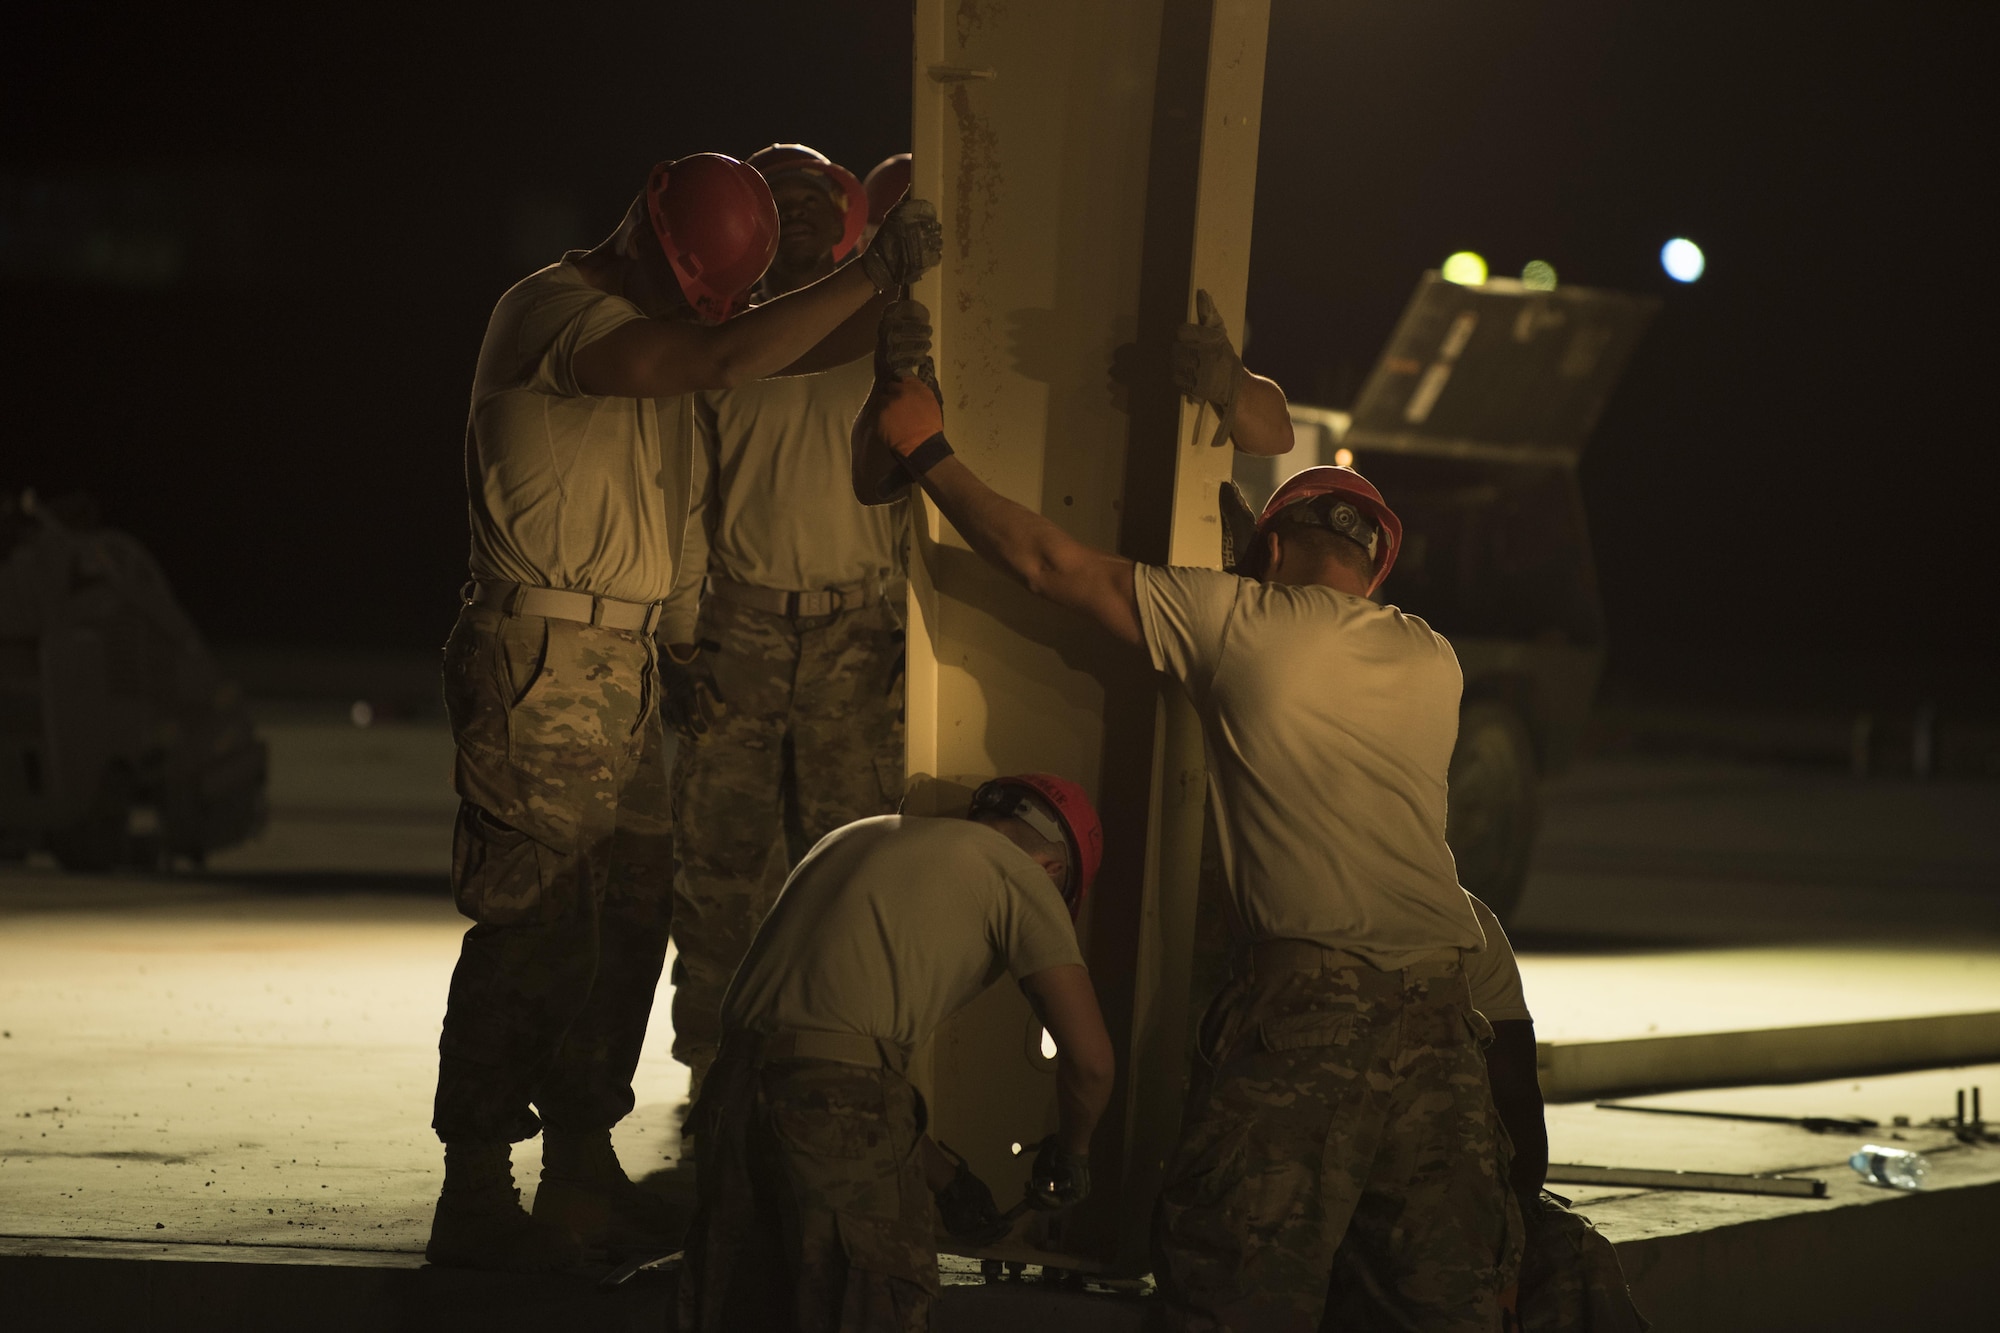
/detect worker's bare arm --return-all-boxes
[1018,964,1115,1156]
[1485,1018,1548,1201]
[572,264,878,398]
[769,284,894,377]
[917,456,1144,646]
[1228,370,1293,457]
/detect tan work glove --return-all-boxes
[851,300,948,506]
[1171,288,1244,448]
[860,198,944,292]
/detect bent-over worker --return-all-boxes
[678,774,1116,1332]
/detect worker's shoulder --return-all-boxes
[1370,599,1457,655]
[489,256,639,331]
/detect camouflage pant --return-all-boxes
[432,605,677,1143]
[679,1048,936,1333]
[1154,946,1520,1333]
[668,596,904,1079]
[1518,1192,1650,1332]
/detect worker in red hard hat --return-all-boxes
[678,775,1114,1332]
[657,142,924,1117]
[853,299,1516,1329]
[427,152,943,1274]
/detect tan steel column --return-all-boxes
[905,0,1269,1271]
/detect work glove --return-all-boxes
[1027,1136,1091,1211]
[1171,288,1243,449]
[852,301,949,506]
[659,639,721,736]
[932,1143,1013,1245]
[1217,480,1260,575]
[860,197,944,292]
[878,299,943,399]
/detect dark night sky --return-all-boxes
[4,2,1992,700]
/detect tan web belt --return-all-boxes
[1246,938,1463,977]
[464,580,662,635]
[709,576,882,620]
[729,1028,912,1077]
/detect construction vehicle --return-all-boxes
[1236,273,1657,920]
[0,491,266,870]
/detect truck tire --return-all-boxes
[47,765,135,873]
[1446,702,1541,923]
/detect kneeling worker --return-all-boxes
[1464,894,1650,1333]
[678,775,1115,1332]
[859,301,1513,1329]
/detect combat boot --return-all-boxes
[426,1142,583,1272]
[533,1126,680,1255]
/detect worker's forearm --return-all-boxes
[918,456,1084,598]
[1500,1093,1549,1197]
[774,286,893,376]
[1054,1053,1113,1156]
[917,1134,957,1191]
[1486,1022,1549,1198]
[1228,371,1293,457]
[707,264,878,385]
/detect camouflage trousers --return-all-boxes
[1518,1192,1650,1332]
[679,1045,937,1333]
[1153,944,1520,1333]
[432,605,677,1143]
[668,595,905,1082]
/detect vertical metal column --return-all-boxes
[906,0,1268,1272]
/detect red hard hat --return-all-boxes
[864,153,913,226]
[746,143,868,263]
[645,154,779,324]
[970,773,1104,915]
[1257,465,1404,595]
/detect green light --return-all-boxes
[1441,251,1488,285]
[1522,260,1558,291]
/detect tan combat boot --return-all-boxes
[426,1142,584,1272]
[532,1126,679,1255]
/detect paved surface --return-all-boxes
[4,718,1999,1265]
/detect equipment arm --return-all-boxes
[1486,1018,1549,1202]
[1018,964,1115,1156]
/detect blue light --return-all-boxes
[1661,237,1705,283]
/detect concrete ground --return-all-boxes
[4,716,1999,1328]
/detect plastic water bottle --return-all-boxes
[1849,1144,1929,1191]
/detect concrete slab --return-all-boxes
[0,878,690,1254]
[6,722,2000,1327]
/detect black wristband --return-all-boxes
[899,431,954,477]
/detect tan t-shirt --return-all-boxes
[1463,894,1532,1023]
[464,257,700,606]
[721,815,1084,1051]
[689,353,906,593]
[1134,565,1485,968]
